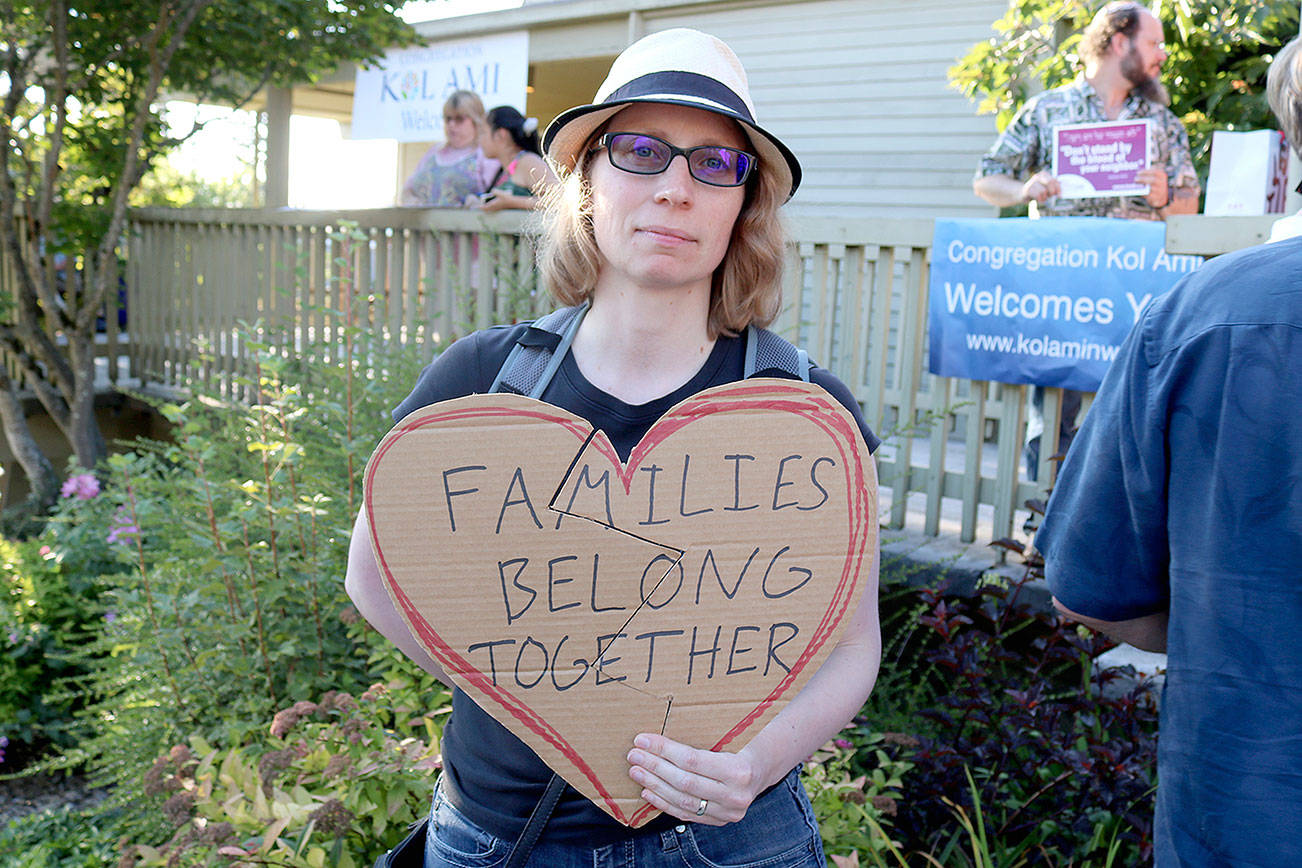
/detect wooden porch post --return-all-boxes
[265,86,292,209]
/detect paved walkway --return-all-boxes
[876,432,1034,583]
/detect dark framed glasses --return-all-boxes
[594,132,757,187]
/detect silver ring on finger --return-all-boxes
[695,798,708,817]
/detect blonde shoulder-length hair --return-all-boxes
[537,124,787,338]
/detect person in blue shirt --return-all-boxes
[1037,35,1302,866]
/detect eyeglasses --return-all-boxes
[444,115,472,124]
[592,132,757,187]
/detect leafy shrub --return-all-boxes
[874,575,1160,864]
[0,800,124,868]
[39,309,428,841]
[802,726,913,863]
[121,672,449,868]
[0,477,133,763]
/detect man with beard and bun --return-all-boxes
[972,1,1200,480]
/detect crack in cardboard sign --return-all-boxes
[546,428,685,734]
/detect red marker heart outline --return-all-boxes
[365,379,875,825]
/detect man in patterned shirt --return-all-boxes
[974,1,1200,216]
[972,2,1201,480]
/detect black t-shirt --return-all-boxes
[390,323,879,847]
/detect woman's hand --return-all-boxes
[626,732,766,826]
[479,189,511,212]
[465,190,507,210]
[624,463,882,829]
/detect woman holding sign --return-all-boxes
[348,28,881,868]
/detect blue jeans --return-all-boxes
[423,768,826,868]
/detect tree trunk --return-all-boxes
[65,326,107,471]
[68,393,107,471]
[0,370,59,509]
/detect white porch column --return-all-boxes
[265,86,292,208]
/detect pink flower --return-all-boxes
[39,545,51,557]
[106,507,140,546]
[60,473,100,500]
[106,523,139,546]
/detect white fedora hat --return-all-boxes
[542,28,802,201]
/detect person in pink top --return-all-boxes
[399,90,500,207]
[472,105,557,211]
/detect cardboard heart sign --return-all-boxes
[365,378,876,826]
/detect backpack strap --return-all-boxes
[744,325,810,382]
[503,773,565,868]
[491,304,809,397]
[489,301,589,397]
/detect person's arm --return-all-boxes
[973,97,1049,209]
[1039,288,1176,658]
[974,170,1061,208]
[345,505,449,682]
[479,189,537,212]
[1162,181,1200,215]
[520,152,557,194]
[1136,167,1200,216]
[1053,597,1168,653]
[1151,114,1202,216]
[479,154,558,212]
[626,464,882,826]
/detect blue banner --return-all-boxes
[927,217,1202,391]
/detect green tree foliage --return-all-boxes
[0,0,416,510]
[950,0,1301,178]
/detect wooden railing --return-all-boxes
[0,223,128,391]
[100,209,1285,542]
[776,215,1049,543]
[124,207,548,398]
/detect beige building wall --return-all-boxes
[635,0,1007,219]
[389,0,1008,219]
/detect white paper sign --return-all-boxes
[351,31,530,142]
[1204,129,1290,216]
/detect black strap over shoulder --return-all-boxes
[371,817,426,868]
[504,773,565,868]
[373,774,566,868]
[744,324,810,381]
[490,302,809,397]
[490,302,589,397]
